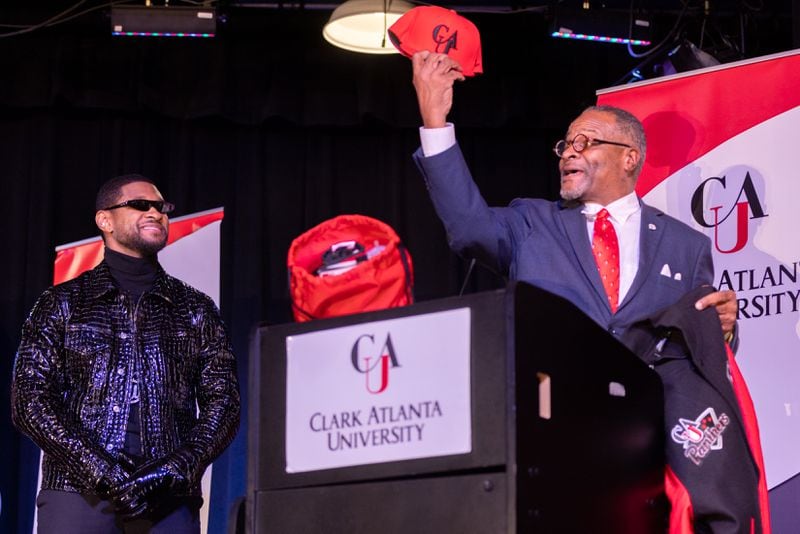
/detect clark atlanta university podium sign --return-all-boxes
[284,308,472,473]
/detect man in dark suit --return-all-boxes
[409,50,737,342]
[409,49,766,533]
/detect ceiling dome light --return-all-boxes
[323,0,415,54]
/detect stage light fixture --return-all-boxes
[658,40,721,76]
[551,7,651,46]
[612,39,723,85]
[323,0,414,54]
[111,6,217,38]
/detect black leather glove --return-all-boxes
[94,451,139,499]
[110,458,188,521]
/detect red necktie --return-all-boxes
[592,209,620,313]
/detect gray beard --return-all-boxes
[560,186,586,202]
[560,174,591,201]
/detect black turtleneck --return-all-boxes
[104,247,158,458]
[104,247,159,299]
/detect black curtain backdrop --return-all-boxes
[0,5,792,534]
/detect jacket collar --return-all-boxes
[620,202,665,310]
[558,199,610,313]
[86,261,176,305]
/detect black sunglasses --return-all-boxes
[102,199,175,214]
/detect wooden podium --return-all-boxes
[248,282,666,533]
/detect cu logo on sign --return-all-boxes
[350,333,401,394]
[690,171,768,254]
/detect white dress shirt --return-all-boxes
[419,124,456,156]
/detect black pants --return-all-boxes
[36,490,202,534]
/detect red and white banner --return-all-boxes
[37,207,224,533]
[597,50,800,489]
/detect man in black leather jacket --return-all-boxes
[11,175,240,533]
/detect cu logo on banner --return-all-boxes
[350,333,401,394]
[690,170,768,254]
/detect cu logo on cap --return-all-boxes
[350,333,401,394]
[432,24,458,55]
[690,171,767,254]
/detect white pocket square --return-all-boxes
[660,263,683,281]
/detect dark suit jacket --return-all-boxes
[413,143,715,340]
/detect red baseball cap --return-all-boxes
[388,6,483,77]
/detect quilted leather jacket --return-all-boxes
[11,261,240,496]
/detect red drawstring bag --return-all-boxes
[287,214,414,322]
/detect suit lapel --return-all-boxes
[559,203,610,311]
[620,203,665,311]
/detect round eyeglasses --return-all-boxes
[553,133,632,157]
